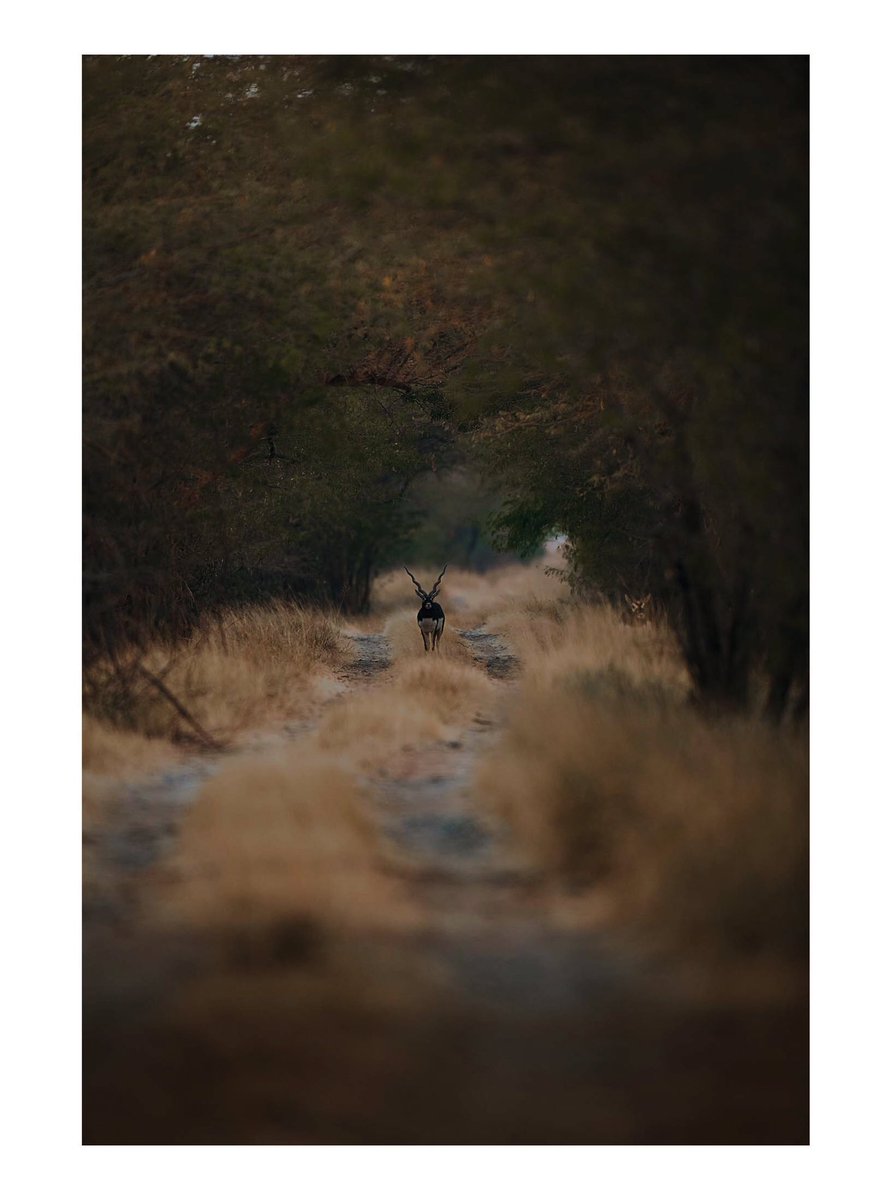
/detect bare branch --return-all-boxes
[134,663,225,751]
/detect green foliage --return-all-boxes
[399,468,516,571]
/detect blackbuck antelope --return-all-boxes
[405,565,448,652]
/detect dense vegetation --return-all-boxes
[84,55,807,715]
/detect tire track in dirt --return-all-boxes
[458,627,517,679]
[368,626,518,892]
[366,629,633,1015]
[339,631,392,681]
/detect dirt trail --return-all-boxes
[459,627,518,680]
[84,625,806,1145]
[340,631,393,681]
[84,626,505,947]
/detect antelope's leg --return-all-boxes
[420,626,430,652]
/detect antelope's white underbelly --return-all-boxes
[418,618,444,633]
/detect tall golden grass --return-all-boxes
[488,597,688,696]
[372,559,569,628]
[85,601,350,746]
[476,601,808,982]
[315,688,446,768]
[85,562,807,1143]
[315,654,494,771]
[84,560,806,988]
[83,601,352,862]
[144,592,500,953]
[154,746,416,938]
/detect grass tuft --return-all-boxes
[154,747,415,935]
[85,602,350,743]
[476,601,807,980]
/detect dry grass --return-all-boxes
[85,564,807,1143]
[317,595,497,772]
[316,690,447,767]
[489,599,689,697]
[154,746,415,937]
[87,601,350,744]
[316,656,494,771]
[394,656,494,721]
[372,558,569,628]
[476,602,807,982]
[83,715,182,836]
[83,715,181,778]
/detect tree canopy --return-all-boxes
[84,54,807,714]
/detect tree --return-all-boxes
[84,55,807,715]
[83,55,478,655]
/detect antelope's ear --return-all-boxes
[624,593,632,604]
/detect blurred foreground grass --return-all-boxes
[83,560,806,1143]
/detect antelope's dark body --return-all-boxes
[417,601,445,624]
[417,601,445,651]
[405,565,448,652]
